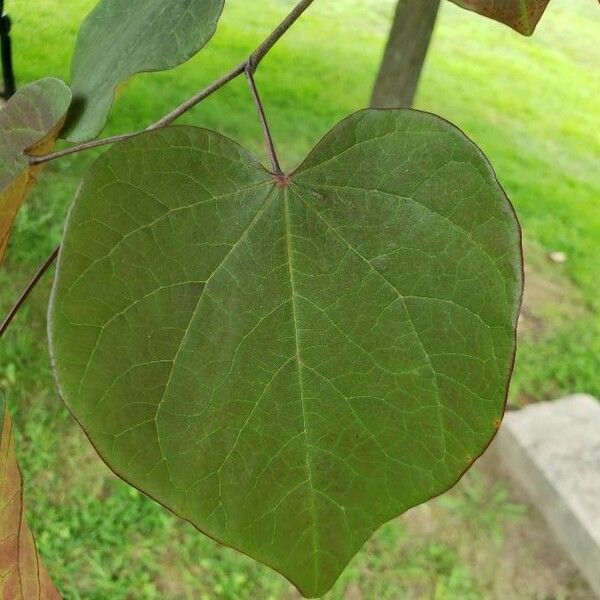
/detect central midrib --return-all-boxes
[282,187,320,589]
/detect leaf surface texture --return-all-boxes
[50,110,523,597]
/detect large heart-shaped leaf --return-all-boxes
[49,110,522,597]
[0,77,71,262]
[0,398,61,599]
[450,0,551,35]
[64,0,225,142]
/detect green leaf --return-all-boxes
[449,0,551,35]
[0,398,62,599]
[49,110,523,598]
[63,0,225,143]
[0,77,71,262]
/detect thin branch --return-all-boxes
[247,0,315,71]
[0,246,59,340]
[28,132,142,165]
[245,68,282,175]
[149,64,244,131]
[28,66,246,165]
[30,0,316,167]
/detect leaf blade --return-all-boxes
[0,78,72,262]
[49,112,522,597]
[64,0,225,142]
[449,0,551,35]
[0,399,61,599]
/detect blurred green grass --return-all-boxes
[0,0,598,598]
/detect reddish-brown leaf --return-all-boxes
[450,0,551,35]
[0,78,71,262]
[0,404,61,599]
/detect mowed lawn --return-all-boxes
[0,0,598,598]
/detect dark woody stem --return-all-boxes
[0,246,59,340]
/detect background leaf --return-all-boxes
[0,398,61,599]
[449,0,551,35]
[0,78,71,263]
[63,0,225,142]
[49,111,523,597]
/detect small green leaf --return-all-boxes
[49,110,523,597]
[63,0,225,143]
[0,77,71,262]
[449,0,551,35]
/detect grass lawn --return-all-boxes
[0,0,598,598]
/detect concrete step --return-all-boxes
[490,394,600,598]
